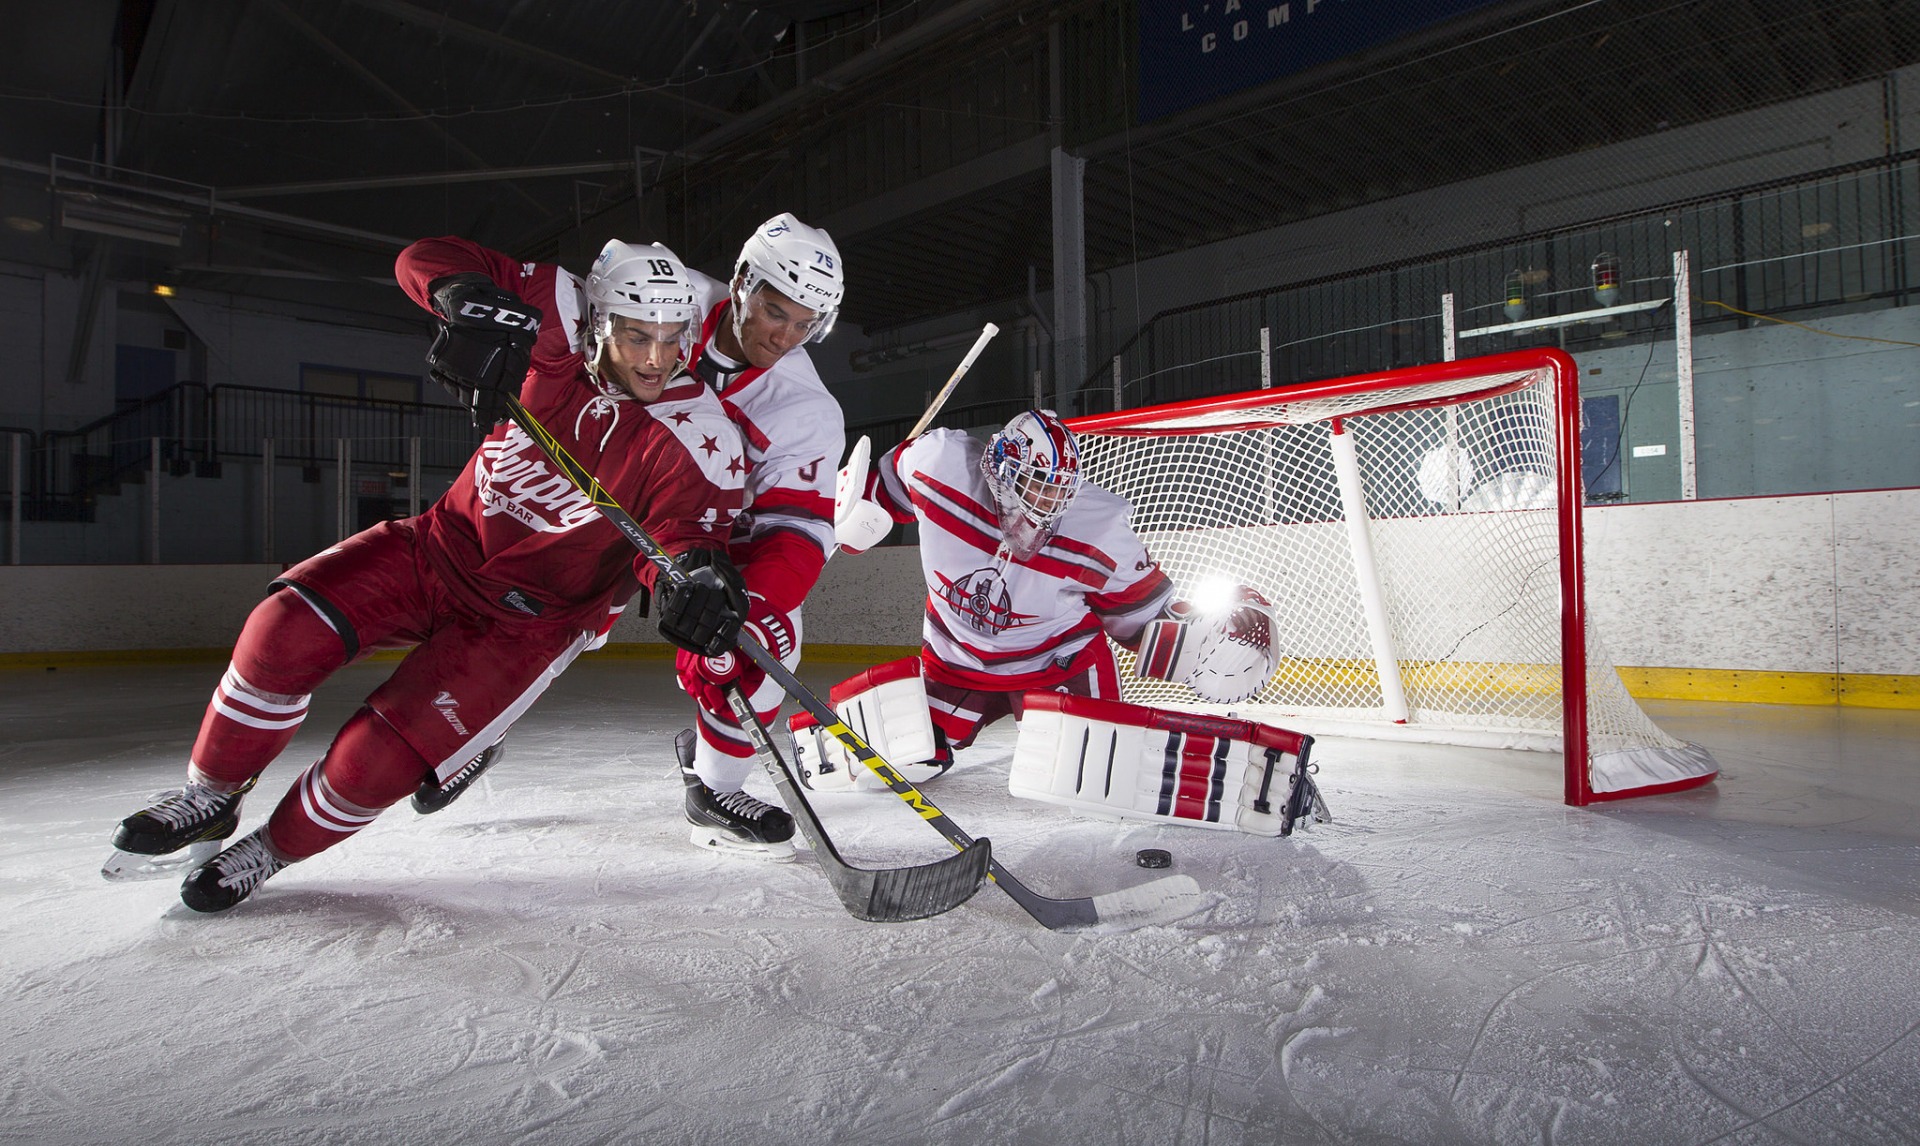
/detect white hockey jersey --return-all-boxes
[685,268,846,612]
[874,429,1175,691]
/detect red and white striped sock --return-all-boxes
[189,665,312,791]
[188,587,347,789]
[266,758,383,860]
[263,706,426,860]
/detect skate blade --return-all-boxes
[687,825,797,863]
[101,840,220,883]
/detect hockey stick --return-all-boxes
[724,686,991,922]
[904,323,998,442]
[503,394,1200,930]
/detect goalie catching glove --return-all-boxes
[1134,586,1279,704]
[832,435,895,554]
[425,273,542,427]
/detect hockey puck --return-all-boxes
[1135,848,1172,869]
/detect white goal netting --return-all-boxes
[1071,350,1716,803]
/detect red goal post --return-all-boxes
[1067,348,1716,806]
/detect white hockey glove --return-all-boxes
[833,435,895,555]
[1133,587,1279,704]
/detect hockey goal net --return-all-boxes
[1068,348,1716,805]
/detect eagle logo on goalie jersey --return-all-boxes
[936,566,1038,636]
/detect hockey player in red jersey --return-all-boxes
[105,237,753,912]
[666,213,849,859]
[813,410,1278,783]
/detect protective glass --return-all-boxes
[737,278,835,343]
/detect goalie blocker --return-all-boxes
[1009,693,1328,837]
[789,657,950,790]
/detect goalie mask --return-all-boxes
[731,213,844,346]
[584,240,701,396]
[982,410,1082,557]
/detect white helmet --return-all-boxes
[982,410,1083,541]
[732,213,844,342]
[584,240,701,386]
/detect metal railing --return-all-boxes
[1061,150,1920,416]
[23,383,478,517]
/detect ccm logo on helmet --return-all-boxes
[456,300,541,333]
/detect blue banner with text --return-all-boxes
[1139,0,1505,121]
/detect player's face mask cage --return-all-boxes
[984,411,1083,539]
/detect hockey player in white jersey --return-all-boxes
[811,409,1320,837]
[668,213,849,858]
[818,409,1269,767]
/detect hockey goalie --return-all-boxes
[800,409,1315,833]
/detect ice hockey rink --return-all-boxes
[3,656,1916,1146]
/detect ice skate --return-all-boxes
[677,729,795,861]
[102,776,256,882]
[179,827,291,913]
[412,740,504,814]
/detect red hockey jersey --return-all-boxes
[394,237,745,631]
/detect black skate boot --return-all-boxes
[677,729,796,861]
[179,827,291,913]
[112,775,256,855]
[104,776,259,881]
[412,740,505,814]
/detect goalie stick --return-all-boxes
[725,686,991,922]
[904,323,998,442]
[503,394,1201,930]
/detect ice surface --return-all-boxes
[2,662,1917,1145]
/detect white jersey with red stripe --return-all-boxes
[874,429,1175,691]
[684,268,844,599]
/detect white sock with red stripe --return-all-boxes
[690,710,758,791]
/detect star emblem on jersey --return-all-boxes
[726,455,746,476]
[670,411,692,425]
[936,567,1040,635]
[700,434,720,455]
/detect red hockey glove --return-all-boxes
[674,594,797,711]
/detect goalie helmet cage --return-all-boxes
[1068,347,1717,806]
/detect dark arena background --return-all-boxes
[2,3,1916,1143]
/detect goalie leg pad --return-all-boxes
[1008,692,1317,836]
[790,657,946,789]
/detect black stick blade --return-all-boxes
[825,836,993,923]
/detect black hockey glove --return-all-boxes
[425,274,542,427]
[656,548,749,657]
